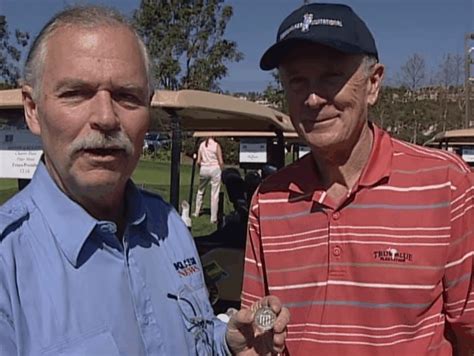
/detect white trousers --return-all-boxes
[194,166,221,222]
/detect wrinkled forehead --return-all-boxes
[43,25,147,75]
[46,24,138,52]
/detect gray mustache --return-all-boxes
[70,132,134,155]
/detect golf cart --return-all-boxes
[151,89,295,313]
[424,128,474,170]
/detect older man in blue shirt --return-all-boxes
[0,5,289,355]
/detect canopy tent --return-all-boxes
[151,89,293,132]
[192,131,298,138]
[424,128,474,146]
[0,89,24,124]
[0,88,22,109]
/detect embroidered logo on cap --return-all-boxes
[279,15,343,41]
[302,13,314,32]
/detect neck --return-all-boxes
[84,194,126,223]
[312,124,373,200]
[77,191,127,240]
[43,159,128,238]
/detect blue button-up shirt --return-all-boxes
[0,163,229,355]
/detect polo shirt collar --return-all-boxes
[358,123,393,187]
[29,162,149,266]
[288,154,323,195]
[288,123,392,196]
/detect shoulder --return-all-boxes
[139,188,169,209]
[386,136,473,200]
[390,137,470,174]
[138,189,196,246]
[0,202,30,244]
[138,188,182,224]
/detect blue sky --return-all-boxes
[2,0,473,92]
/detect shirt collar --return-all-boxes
[124,181,148,227]
[287,154,323,195]
[29,162,149,266]
[358,123,393,187]
[288,123,392,195]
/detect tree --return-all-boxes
[399,53,426,92]
[370,86,396,129]
[262,71,288,113]
[436,53,463,88]
[398,53,427,143]
[436,53,464,130]
[133,0,243,91]
[0,15,29,88]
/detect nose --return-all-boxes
[90,91,120,132]
[304,92,327,109]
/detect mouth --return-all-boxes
[82,147,126,157]
[301,115,337,127]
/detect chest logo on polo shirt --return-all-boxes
[173,257,201,277]
[373,248,413,263]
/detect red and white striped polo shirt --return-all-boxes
[241,125,474,355]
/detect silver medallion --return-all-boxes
[254,306,276,331]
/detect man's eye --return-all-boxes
[59,89,92,99]
[288,77,308,91]
[114,92,141,104]
[60,90,82,98]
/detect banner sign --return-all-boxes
[462,148,474,163]
[298,145,310,159]
[239,138,267,163]
[0,127,42,179]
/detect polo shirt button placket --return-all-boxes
[330,212,342,262]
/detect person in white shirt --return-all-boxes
[193,137,224,223]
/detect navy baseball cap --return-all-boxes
[260,3,378,70]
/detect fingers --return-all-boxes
[263,295,281,311]
[273,306,290,333]
[227,306,255,330]
[272,304,289,354]
[273,327,287,353]
[257,296,290,333]
[225,298,290,356]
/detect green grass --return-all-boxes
[0,158,231,237]
[0,179,17,204]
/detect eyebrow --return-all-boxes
[53,79,147,96]
[112,84,147,94]
[53,79,91,92]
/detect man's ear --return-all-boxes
[367,63,384,106]
[22,85,41,136]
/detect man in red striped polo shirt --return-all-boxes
[242,3,474,355]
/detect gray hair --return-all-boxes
[362,55,378,78]
[23,5,154,100]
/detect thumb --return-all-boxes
[225,308,257,354]
[227,308,255,331]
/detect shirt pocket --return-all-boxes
[41,328,120,356]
